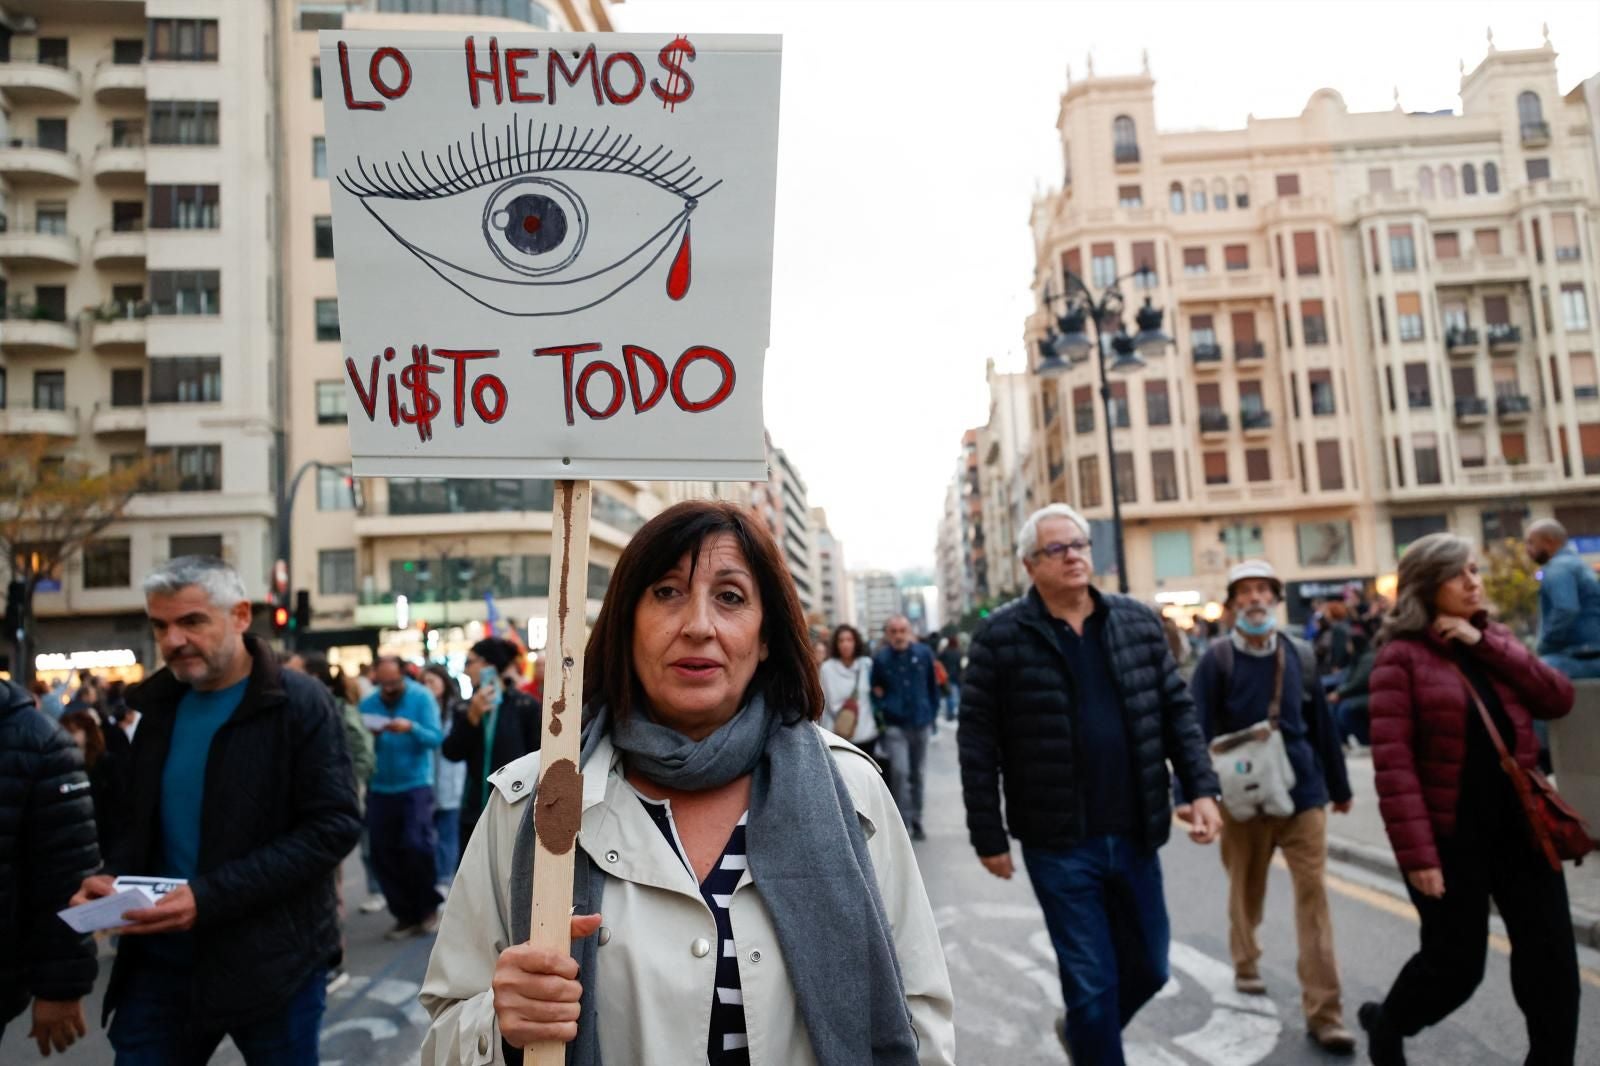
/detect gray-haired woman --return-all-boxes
[1360,532,1577,1065]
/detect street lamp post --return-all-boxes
[277,459,356,650]
[1031,266,1172,595]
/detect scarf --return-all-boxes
[509,694,919,1065]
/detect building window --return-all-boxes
[319,549,356,595]
[1475,228,1502,256]
[314,216,334,258]
[1434,231,1460,259]
[298,5,345,31]
[1293,231,1319,276]
[148,271,220,316]
[1221,523,1265,559]
[1152,529,1191,579]
[1368,167,1393,193]
[1297,520,1354,567]
[1233,176,1250,208]
[83,539,132,589]
[1224,244,1249,271]
[1413,432,1441,485]
[1203,450,1228,486]
[1439,165,1457,197]
[1073,385,1094,434]
[1397,292,1424,341]
[587,563,613,600]
[1108,381,1130,428]
[1212,178,1228,211]
[1151,450,1179,501]
[1245,448,1271,483]
[1131,241,1157,287]
[1525,158,1550,183]
[1392,515,1448,555]
[315,299,340,341]
[1275,173,1300,197]
[312,61,323,99]
[1117,185,1142,208]
[113,38,144,64]
[1483,161,1500,193]
[1572,352,1598,400]
[1190,180,1207,213]
[1309,370,1335,415]
[169,534,222,560]
[1077,456,1101,508]
[1404,362,1431,408]
[148,356,221,403]
[147,18,219,61]
[1501,431,1527,464]
[1388,225,1416,271]
[317,467,355,511]
[1459,432,1486,469]
[1462,163,1478,195]
[313,136,327,178]
[34,202,67,235]
[1552,213,1580,261]
[1145,379,1170,426]
[111,369,144,407]
[148,100,219,145]
[1560,284,1590,331]
[1417,166,1435,199]
[33,371,65,411]
[148,185,220,229]
[1090,244,1116,290]
[148,445,222,492]
[112,200,145,232]
[316,381,347,423]
[1113,453,1136,503]
[387,477,554,515]
[1581,424,1600,476]
[1316,440,1343,490]
[1169,182,1185,213]
[1112,115,1138,164]
[1518,90,1545,138]
[1300,299,1327,345]
[1182,247,1208,275]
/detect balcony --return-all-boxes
[0,57,82,104]
[1241,409,1273,434]
[1114,144,1140,165]
[1496,393,1531,419]
[1192,343,1223,369]
[91,227,145,267]
[91,60,145,105]
[0,404,79,436]
[0,225,80,268]
[0,142,81,185]
[1234,341,1265,362]
[1454,396,1488,422]
[1520,121,1551,147]
[0,314,78,354]
[1407,390,1433,410]
[1487,324,1522,352]
[1445,327,1479,356]
[92,142,145,185]
[90,403,147,435]
[1199,408,1229,435]
[90,304,149,351]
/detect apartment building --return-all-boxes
[850,567,899,641]
[1021,34,1600,620]
[751,432,815,614]
[976,359,1033,599]
[809,506,848,627]
[1,1,278,672]
[934,473,963,625]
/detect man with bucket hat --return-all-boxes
[1180,559,1357,1054]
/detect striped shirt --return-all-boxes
[638,795,751,1065]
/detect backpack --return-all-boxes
[1209,634,1319,711]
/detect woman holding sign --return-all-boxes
[420,500,955,1065]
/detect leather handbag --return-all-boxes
[1209,643,1298,821]
[831,660,865,739]
[1450,663,1595,871]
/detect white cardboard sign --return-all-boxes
[319,31,781,480]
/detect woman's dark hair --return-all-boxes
[300,653,347,706]
[584,499,823,724]
[423,663,458,708]
[59,710,106,770]
[828,624,867,663]
[470,637,518,673]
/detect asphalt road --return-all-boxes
[8,727,1597,1065]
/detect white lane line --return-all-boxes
[1168,941,1278,1016]
[1172,1009,1281,1066]
[366,977,422,1007]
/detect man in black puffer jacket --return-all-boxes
[1,678,100,1055]
[959,504,1223,1066]
[69,556,361,1060]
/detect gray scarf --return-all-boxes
[509,694,919,1065]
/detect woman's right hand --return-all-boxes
[493,914,603,1047]
[1406,868,1445,899]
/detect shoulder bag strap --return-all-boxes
[1266,641,1286,727]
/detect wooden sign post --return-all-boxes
[526,479,592,1066]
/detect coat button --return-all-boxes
[477,1034,488,1055]
[511,780,524,792]
[604,850,619,863]
[748,949,762,963]
[691,938,711,958]
[598,926,611,946]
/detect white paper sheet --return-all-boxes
[57,888,154,934]
[362,713,392,732]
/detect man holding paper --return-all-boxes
[70,556,362,1062]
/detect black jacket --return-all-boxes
[105,636,362,1027]
[0,681,100,1021]
[442,686,540,836]
[958,587,1219,856]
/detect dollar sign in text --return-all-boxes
[653,35,695,112]
[399,345,444,442]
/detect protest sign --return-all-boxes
[320,30,781,481]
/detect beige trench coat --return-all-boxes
[419,726,957,1066]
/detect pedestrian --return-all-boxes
[1315,599,1355,690]
[362,656,445,939]
[1,679,100,1056]
[420,500,955,1064]
[424,664,468,887]
[937,634,964,722]
[871,614,940,840]
[812,636,830,666]
[1360,532,1578,1065]
[819,622,880,761]
[1330,643,1377,748]
[959,503,1223,1064]
[354,661,375,701]
[1185,560,1356,1054]
[439,637,541,865]
[1524,518,1600,679]
[69,555,361,1061]
[58,709,128,862]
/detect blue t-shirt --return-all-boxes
[160,677,249,879]
[362,678,444,794]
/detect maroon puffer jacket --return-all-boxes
[1368,616,1574,872]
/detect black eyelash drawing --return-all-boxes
[337,122,720,317]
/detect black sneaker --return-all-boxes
[1358,1002,1406,1066]
[910,825,927,841]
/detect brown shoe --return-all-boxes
[1234,974,1267,995]
[1309,1023,1357,1055]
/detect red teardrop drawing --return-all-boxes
[666,223,692,301]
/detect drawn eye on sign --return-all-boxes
[338,122,718,317]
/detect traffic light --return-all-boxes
[5,579,24,634]
[273,604,290,633]
[293,590,311,633]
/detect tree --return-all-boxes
[0,436,150,684]
[1482,536,1540,638]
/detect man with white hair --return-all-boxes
[71,556,361,1061]
[1525,518,1600,680]
[959,503,1223,1064]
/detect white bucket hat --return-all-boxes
[1226,559,1283,603]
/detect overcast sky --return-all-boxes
[614,0,1600,573]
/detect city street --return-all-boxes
[16,730,1599,1066]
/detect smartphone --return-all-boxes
[478,666,502,705]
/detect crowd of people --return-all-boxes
[1,501,1595,1065]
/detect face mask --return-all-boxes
[1236,612,1277,637]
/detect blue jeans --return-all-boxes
[109,964,326,1065]
[1540,651,1600,680]
[1023,836,1171,1066]
[434,806,461,884]
[942,681,961,720]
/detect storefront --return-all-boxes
[1283,577,1376,626]
[33,647,147,687]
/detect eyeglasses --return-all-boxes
[1034,539,1092,561]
